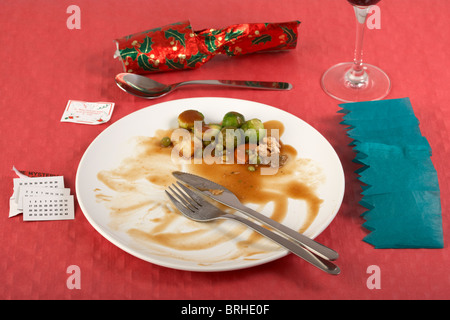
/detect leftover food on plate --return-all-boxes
[94,109,325,264]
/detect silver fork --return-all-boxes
[165,182,340,275]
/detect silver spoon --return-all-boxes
[115,73,293,99]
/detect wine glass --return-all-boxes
[321,0,391,102]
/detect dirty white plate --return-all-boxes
[76,97,345,272]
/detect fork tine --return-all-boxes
[165,190,192,215]
[167,185,194,211]
[169,184,199,211]
[175,182,204,206]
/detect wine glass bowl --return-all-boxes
[347,0,381,6]
[321,0,390,102]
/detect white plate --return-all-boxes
[76,97,345,272]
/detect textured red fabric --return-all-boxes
[1,0,449,300]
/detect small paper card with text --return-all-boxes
[61,100,115,125]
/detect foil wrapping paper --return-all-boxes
[114,20,300,74]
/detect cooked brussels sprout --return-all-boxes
[222,111,245,128]
[193,123,207,140]
[241,119,266,143]
[201,124,222,146]
[177,110,204,130]
[213,143,224,157]
[219,126,244,149]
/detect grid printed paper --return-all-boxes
[17,186,71,210]
[13,176,65,203]
[22,195,75,221]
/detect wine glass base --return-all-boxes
[321,62,391,103]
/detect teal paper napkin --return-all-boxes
[339,98,444,249]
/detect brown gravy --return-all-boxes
[95,121,325,263]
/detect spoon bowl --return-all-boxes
[115,73,292,99]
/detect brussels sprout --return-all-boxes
[241,119,266,143]
[201,124,222,146]
[193,123,208,140]
[213,143,224,157]
[219,126,244,149]
[177,110,204,130]
[222,111,245,128]
[207,123,222,131]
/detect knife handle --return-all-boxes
[233,203,339,261]
[225,213,340,275]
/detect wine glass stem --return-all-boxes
[348,6,370,87]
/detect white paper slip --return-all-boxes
[18,186,71,210]
[61,100,115,125]
[13,176,65,204]
[23,195,75,221]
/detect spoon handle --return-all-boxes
[175,80,293,91]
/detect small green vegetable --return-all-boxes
[201,124,221,146]
[160,136,172,147]
[219,126,244,149]
[241,119,265,143]
[222,111,245,128]
[177,110,204,130]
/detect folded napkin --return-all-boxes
[114,20,300,74]
[339,98,444,249]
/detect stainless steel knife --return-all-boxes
[172,171,339,261]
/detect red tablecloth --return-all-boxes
[1,0,449,300]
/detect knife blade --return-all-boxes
[172,171,339,261]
